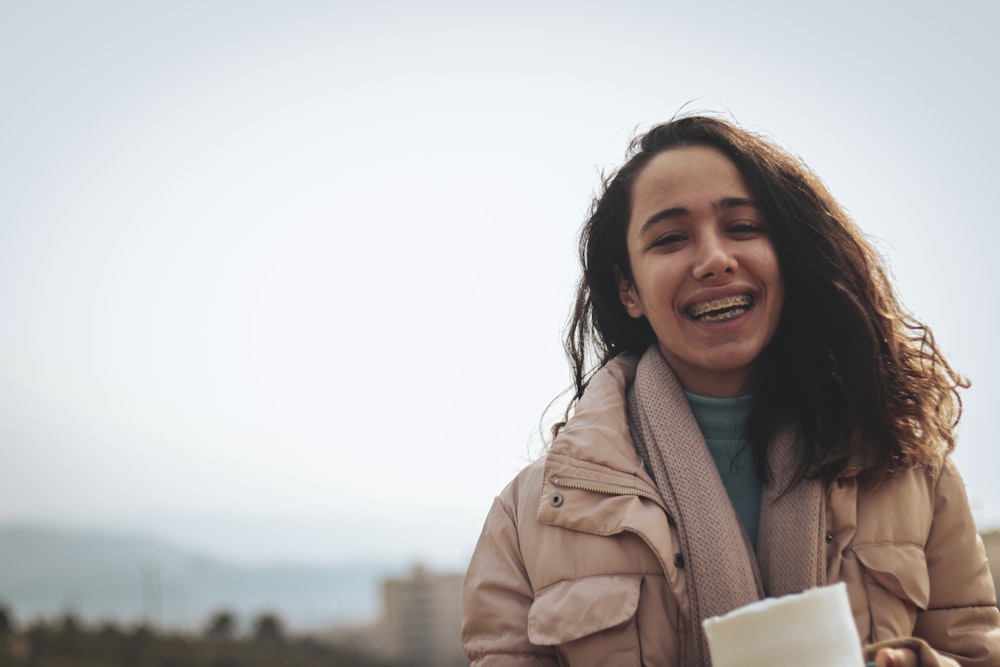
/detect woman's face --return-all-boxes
[617,145,784,397]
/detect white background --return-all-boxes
[2,0,997,567]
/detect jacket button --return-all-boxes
[825,532,834,543]
[550,493,564,507]
[674,553,685,568]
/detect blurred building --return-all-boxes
[379,564,465,667]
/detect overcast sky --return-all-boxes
[2,0,998,567]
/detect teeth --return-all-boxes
[688,295,753,318]
[697,308,749,322]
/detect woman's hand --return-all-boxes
[874,647,918,667]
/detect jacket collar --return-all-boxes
[544,354,658,492]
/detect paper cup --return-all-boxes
[702,582,864,667]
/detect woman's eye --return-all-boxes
[728,221,764,235]
[651,233,686,248]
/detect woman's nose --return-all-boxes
[692,236,737,280]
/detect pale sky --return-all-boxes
[2,0,998,567]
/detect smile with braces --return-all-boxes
[687,295,753,322]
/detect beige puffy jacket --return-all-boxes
[462,357,1000,667]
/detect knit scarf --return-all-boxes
[626,346,826,667]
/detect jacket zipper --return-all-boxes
[551,475,669,512]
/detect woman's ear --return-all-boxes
[615,266,644,319]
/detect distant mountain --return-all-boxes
[0,524,407,631]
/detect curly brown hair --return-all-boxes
[563,115,967,483]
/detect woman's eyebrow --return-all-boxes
[639,197,758,235]
[640,206,689,234]
[717,196,757,210]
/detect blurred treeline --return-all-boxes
[0,603,398,667]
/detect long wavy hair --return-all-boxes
[562,115,967,482]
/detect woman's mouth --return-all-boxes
[687,295,754,323]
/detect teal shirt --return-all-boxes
[685,392,763,545]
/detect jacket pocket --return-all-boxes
[528,574,643,666]
[853,543,930,642]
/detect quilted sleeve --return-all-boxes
[462,493,558,667]
[883,459,1000,667]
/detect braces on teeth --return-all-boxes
[688,295,752,318]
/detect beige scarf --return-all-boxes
[626,346,826,667]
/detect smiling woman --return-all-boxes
[460,116,1000,667]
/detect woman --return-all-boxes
[461,116,1000,667]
